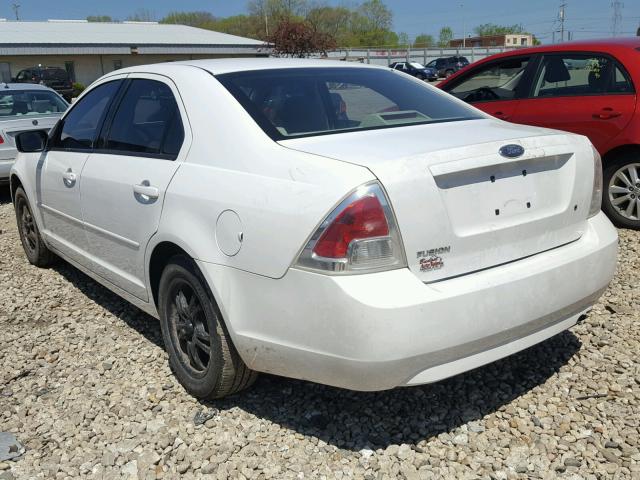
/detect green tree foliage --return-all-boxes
[413,33,434,48]
[86,15,113,22]
[473,23,526,36]
[153,0,411,48]
[127,8,155,22]
[438,26,453,47]
[160,11,216,28]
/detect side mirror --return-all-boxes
[16,130,48,153]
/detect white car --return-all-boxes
[10,59,618,399]
[0,83,68,181]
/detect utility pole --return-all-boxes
[461,3,465,48]
[559,2,566,43]
[11,3,20,21]
[611,1,623,37]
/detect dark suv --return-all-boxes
[14,67,73,101]
[426,56,470,78]
[389,62,438,81]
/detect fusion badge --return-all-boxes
[417,246,451,272]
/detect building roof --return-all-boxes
[0,20,268,55]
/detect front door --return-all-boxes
[443,55,534,121]
[512,53,636,153]
[38,79,123,263]
[80,75,188,300]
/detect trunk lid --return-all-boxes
[281,119,595,282]
[0,116,59,147]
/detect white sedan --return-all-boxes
[0,83,67,181]
[10,59,618,399]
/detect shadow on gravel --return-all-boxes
[52,263,165,350]
[0,185,11,205]
[209,330,581,451]
[50,253,581,452]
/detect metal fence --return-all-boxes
[321,46,522,66]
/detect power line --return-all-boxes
[559,2,567,42]
[611,1,624,37]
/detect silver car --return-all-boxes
[0,83,68,181]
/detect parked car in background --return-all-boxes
[426,56,470,78]
[0,84,67,182]
[389,62,438,81]
[11,59,616,399]
[438,38,640,229]
[13,66,74,101]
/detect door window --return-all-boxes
[102,79,184,159]
[448,57,530,103]
[52,80,122,150]
[532,54,633,97]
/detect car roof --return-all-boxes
[0,82,58,91]
[476,37,640,60]
[115,58,384,76]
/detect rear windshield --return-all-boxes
[217,67,481,140]
[0,90,68,117]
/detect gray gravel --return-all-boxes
[0,187,639,479]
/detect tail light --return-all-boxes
[295,182,406,274]
[588,146,603,218]
[0,135,4,145]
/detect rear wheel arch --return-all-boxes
[602,144,640,165]
[148,241,192,309]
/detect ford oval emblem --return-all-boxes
[499,144,524,158]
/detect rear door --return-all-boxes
[512,53,636,153]
[444,55,535,121]
[37,79,123,264]
[79,74,189,300]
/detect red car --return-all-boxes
[439,38,640,229]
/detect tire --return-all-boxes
[14,187,56,267]
[602,152,640,230]
[158,254,256,399]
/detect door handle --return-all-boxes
[133,182,159,199]
[62,168,76,188]
[493,111,510,120]
[593,108,621,120]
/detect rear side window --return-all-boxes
[53,80,121,150]
[42,69,68,80]
[532,54,634,97]
[217,67,480,140]
[448,57,530,103]
[103,79,184,159]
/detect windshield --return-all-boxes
[217,67,481,139]
[0,90,68,117]
[410,62,425,69]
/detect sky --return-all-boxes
[1,0,638,44]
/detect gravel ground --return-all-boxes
[0,187,639,480]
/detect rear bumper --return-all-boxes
[0,150,16,180]
[197,212,618,391]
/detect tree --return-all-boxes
[127,8,155,22]
[413,33,434,48]
[213,15,267,40]
[268,18,337,57]
[397,32,409,48]
[306,6,352,44]
[160,11,216,28]
[474,23,525,36]
[357,0,392,31]
[438,26,453,47]
[87,15,113,22]
[248,0,307,36]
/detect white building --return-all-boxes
[0,19,269,86]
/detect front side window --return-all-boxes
[103,79,184,158]
[448,57,530,103]
[53,80,121,150]
[532,54,633,97]
[0,90,67,117]
[217,68,480,140]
